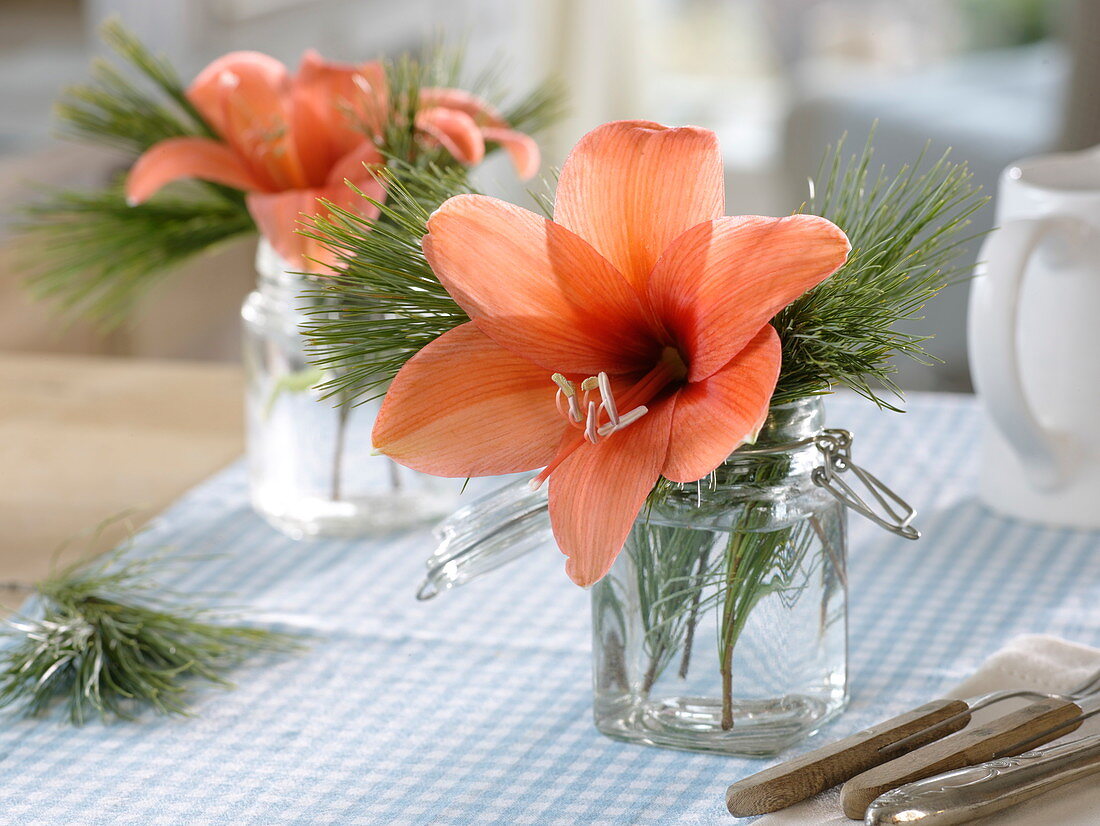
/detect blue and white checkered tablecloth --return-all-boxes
[2,392,1099,825]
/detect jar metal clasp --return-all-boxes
[811,429,920,540]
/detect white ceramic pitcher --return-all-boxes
[968,145,1100,528]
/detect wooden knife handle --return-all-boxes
[725,698,970,817]
[840,696,1084,819]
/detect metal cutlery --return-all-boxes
[840,694,1095,818]
[865,732,1100,825]
[726,665,1100,818]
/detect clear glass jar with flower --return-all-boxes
[121,47,550,537]
[303,120,983,755]
[242,239,462,537]
[592,397,848,755]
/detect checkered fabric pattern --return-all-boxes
[2,393,1099,825]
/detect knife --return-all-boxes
[865,732,1100,825]
[725,699,971,816]
[840,695,1088,818]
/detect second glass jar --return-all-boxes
[242,240,460,539]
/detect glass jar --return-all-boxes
[417,396,917,757]
[241,239,460,538]
[591,398,848,756]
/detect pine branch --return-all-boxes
[0,544,298,725]
[19,20,254,328]
[503,77,569,138]
[771,134,989,409]
[20,182,254,327]
[55,19,213,156]
[301,162,478,401]
[301,133,987,413]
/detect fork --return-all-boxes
[726,664,1100,817]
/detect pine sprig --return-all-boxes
[302,162,478,401]
[0,547,297,725]
[55,19,214,155]
[302,134,986,411]
[21,20,253,327]
[502,77,568,138]
[20,182,254,326]
[771,135,988,408]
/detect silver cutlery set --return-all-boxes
[727,667,1100,823]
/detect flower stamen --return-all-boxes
[552,373,583,422]
[584,401,600,444]
[552,370,642,445]
[596,405,648,438]
[536,358,681,490]
[597,372,619,425]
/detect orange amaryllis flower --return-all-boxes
[295,56,540,179]
[373,121,850,586]
[125,50,387,270]
[126,51,539,270]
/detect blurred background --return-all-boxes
[1,0,1097,392]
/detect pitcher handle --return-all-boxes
[969,216,1072,489]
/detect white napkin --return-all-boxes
[756,635,1100,825]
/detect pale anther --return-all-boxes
[580,376,599,392]
[551,373,575,396]
[551,373,583,422]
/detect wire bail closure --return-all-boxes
[811,428,920,540]
[416,424,920,600]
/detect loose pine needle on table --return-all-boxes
[0,544,299,725]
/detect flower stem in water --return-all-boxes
[678,545,711,680]
[720,541,745,730]
[330,397,351,502]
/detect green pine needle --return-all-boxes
[302,132,987,412]
[56,19,215,155]
[0,546,298,725]
[19,19,253,328]
[19,182,254,327]
[771,133,989,408]
[503,77,569,138]
[302,161,479,402]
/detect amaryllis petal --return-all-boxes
[289,82,341,186]
[294,50,386,157]
[416,107,486,165]
[662,325,781,483]
[247,189,321,270]
[481,126,540,180]
[423,194,657,374]
[373,322,565,476]
[553,120,725,289]
[247,170,384,272]
[188,51,307,190]
[126,137,268,204]
[648,215,849,381]
[187,51,289,138]
[548,396,676,586]
[326,140,385,187]
[418,87,507,128]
